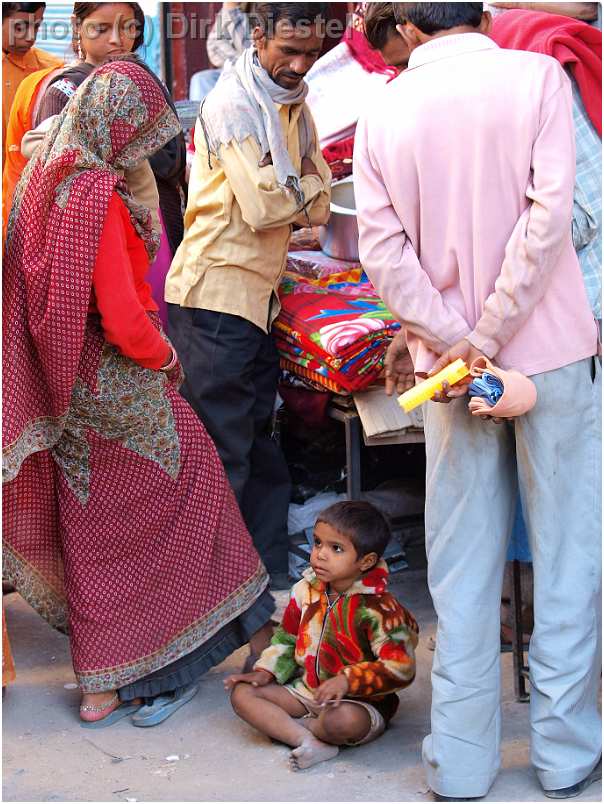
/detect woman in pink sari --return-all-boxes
[3,60,273,728]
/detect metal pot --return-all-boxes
[319,176,359,262]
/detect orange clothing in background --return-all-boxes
[2,608,16,687]
[2,64,62,237]
[2,47,62,162]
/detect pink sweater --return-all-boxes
[354,33,598,377]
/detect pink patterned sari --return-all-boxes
[3,61,268,692]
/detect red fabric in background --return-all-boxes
[490,10,602,137]
[323,135,355,164]
[279,384,331,429]
[322,134,355,181]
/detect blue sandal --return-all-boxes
[131,683,199,728]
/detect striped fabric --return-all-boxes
[570,73,602,320]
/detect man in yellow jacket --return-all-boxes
[166,2,331,588]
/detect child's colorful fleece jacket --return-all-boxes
[255,561,419,717]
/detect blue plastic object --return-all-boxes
[131,683,199,728]
[467,370,504,407]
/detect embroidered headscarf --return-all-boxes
[3,60,181,484]
[200,46,315,204]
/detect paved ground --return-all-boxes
[2,573,601,803]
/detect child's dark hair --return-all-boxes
[317,501,391,560]
[2,3,46,19]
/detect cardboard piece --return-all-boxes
[352,387,424,444]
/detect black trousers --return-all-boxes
[168,305,290,573]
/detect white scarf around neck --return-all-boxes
[200,47,314,203]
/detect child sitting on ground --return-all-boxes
[224,501,419,771]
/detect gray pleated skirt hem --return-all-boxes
[118,589,275,701]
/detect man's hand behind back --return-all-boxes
[384,331,415,396]
[427,339,504,422]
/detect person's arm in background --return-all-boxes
[489,3,598,20]
[93,195,171,370]
[207,3,251,68]
[144,73,187,187]
[353,114,472,355]
[148,132,187,185]
[467,68,577,358]
[219,135,326,231]
[20,114,56,159]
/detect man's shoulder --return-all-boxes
[401,43,564,82]
[13,65,58,100]
[202,69,249,118]
[386,46,566,104]
[488,47,571,103]
[493,45,567,75]
[32,48,63,69]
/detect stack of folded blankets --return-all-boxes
[274,251,401,394]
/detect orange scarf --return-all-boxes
[2,64,63,239]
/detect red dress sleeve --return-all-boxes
[92,194,171,370]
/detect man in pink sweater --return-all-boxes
[354,3,601,801]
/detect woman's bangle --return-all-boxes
[160,346,178,372]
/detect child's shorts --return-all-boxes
[284,686,386,746]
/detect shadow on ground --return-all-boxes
[2,572,601,802]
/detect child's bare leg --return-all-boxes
[230,683,339,769]
[300,703,372,746]
[231,681,308,743]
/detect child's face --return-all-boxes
[310,522,377,593]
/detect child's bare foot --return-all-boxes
[289,734,339,771]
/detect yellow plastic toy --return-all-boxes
[398,359,470,413]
